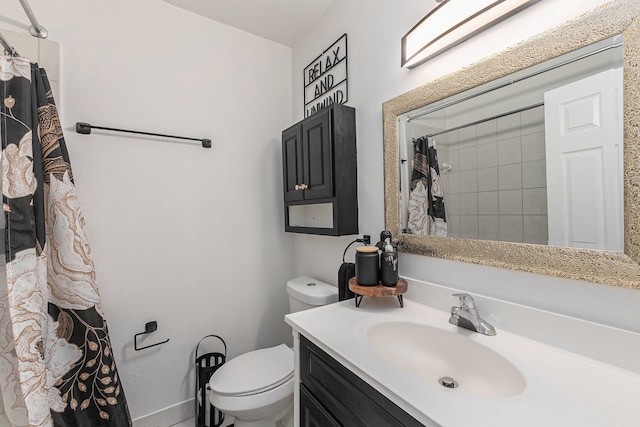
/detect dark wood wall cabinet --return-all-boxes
[299,335,424,427]
[281,104,358,235]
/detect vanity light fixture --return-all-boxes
[401,0,540,68]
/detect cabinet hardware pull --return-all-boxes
[295,184,301,190]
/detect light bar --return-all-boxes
[402,0,539,68]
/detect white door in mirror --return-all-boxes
[544,67,623,251]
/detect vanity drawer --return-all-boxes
[300,335,423,427]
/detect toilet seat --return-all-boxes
[209,344,293,397]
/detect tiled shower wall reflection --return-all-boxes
[438,106,548,244]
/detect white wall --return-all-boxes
[2,0,294,423]
[290,0,640,332]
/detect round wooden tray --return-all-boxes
[348,277,407,307]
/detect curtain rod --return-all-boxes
[0,31,19,57]
[406,40,622,122]
[18,0,47,38]
[423,102,544,139]
[1,0,47,56]
[75,122,212,148]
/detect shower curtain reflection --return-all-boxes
[0,56,131,427]
[407,136,448,237]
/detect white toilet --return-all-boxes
[209,276,338,427]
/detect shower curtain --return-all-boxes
[0,56,131,426]
[407,135,447,236]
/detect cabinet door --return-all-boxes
[300,336,424,427]
[282,125,304,202]
[300,386,341,427]
[302,109,333,200]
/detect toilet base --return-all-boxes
[235,420,276,427]
[232,402,293,427]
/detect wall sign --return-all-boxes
[304,34,348,117]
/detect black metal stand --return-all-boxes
[355,294,363,307]
[354,294,403,308]
[195,335,227,427]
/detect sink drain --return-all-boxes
[439,376,458,389]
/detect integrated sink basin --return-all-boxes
[367,321,526,398]
[288,294,640,426]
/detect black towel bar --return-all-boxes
[76,122,212,148]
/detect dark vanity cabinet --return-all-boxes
[281,104,358,235]
[299,335,424,427]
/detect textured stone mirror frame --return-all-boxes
[383,0,640,288]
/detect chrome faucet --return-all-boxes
[449,293,496,336]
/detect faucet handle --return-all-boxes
[452,293,476,309]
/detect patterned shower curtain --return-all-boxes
[407,135,448,236]
[0,56,131,426]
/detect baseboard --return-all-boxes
[133,399,194,427]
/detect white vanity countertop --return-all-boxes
[285,297,640,427]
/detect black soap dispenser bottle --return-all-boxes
[380,237,398,287]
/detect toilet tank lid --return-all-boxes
[286,276,338,306]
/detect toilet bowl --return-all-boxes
[209,344,294,427]
[208,276,338,427]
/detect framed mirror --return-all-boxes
[383,0,640,288]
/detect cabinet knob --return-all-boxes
[295,185,300,191]
[300,184,309,190]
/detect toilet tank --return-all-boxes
[287,276,338,313]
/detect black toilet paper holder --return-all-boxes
[195,335,227,427]
[134,321,170,351]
